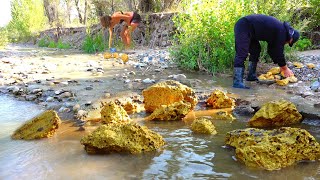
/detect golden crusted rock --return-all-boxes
[268,67,280,75]
[146,101,191,121]
[306,63,315,69]
[142,80,198,112]
[211,111,235,121]
[11,110,61,140]
[112,53,119,58]
[293,62,304,68]
[122,100,139,114]
[248,99,302,127]
[225,127,320,171]
[191,117,217,134]
[276,78,289,86]
[103,52,112,59]
[121,54,129,63]
[100,101,131,124]
[287,76,298,83]
[258,72,275,80]
[80,122,165,154]
[206,89,235,109]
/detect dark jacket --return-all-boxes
[244,14,292,67]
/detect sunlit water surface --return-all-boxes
[1,91,320,179]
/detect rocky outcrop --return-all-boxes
[11,110,61,140]
[146,101,191,121]
[248,100,303,127]
[80,122,165,154]
[206,89,235,109]
[225,127,320,171]
[191,118,217,135]
[100,101,131,124]
[142,80,198,112]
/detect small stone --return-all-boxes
[142,78,154,84]
[85,101,92,106]
[25,95,37,101]
[46,96,54,102]
[104,93,111,98]
[73,104,81,112]
[60,92,72,98]
[31,88,42,94]
[85,86,93,90]
[124,79,131,83]
[60,81,69,86]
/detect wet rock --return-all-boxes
[248,99,302,127]
[73,104,81,112]
[120,99,139,114]
[206,89,235,109]
[31,88,43,94]
[80,122,165,154]
[100,101,131,124]
[146,101,191,121]
[142,80,198,112]
[211,111,236,120]
[59,106,71,113]
[225,127,320,171]
[314,103,320,108]
[190,117,217,135]
[142,78,155,84]
[60,92,72,98]
[46,96,54,102]
[310,79,320,91]
[85,101,92,106]
[25,95,37,101]
[233,105,255,116]
[85,86,93,90]
[11,110,61,140]
[76,110,88,120]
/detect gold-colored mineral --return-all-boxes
[276,78,289,86]
[100,101,131,124]
[248,99,302,127]
[112,53,119,58]
[293,62,304,68]
[206,89,235,109]
[11,110,61,140]
[142,80,198,112]
[146,101,191,121]
[225,127,320,171]
[103,52,112,59]
[211,111,235,121]
[191,117,217,134]
[268,67,280,75]
[121,54,129,63]
[306,63,315,69]
[80,122,165,154]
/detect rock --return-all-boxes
[233,105,255,116]
[310,80,320,91]
[11,110,61,140]
[206,89,235,109]
[121,100,139,114]
[100,101,131,124]
[85,101,92,106]
[59,106,70,113]
[46,96,54,102]
[173,74,187,81]
[293,62,304,68]
[104,93,111,98]
[142,80,198,112]
[248,100,302,127]
[73,104,81,112]
[25,95,37,101]
[80,122,165,154]
[76,110,87,119]
[60,92,72,98]
[190,117,217,134]
[211,111,236,120]
[306,63,315,69]
[31,88,43,94]
[142,78,155,84]
[146,101,191,121]
[225,127,320,171]
[314,103,320,108]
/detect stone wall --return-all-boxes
[37,12,177,49]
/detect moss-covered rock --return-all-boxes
[11,110,61,140]
[80,122,165,154]
[225,127,320,171]
[146,101,191,121]
[206,89,235,109]
[100,101,131,124]
[191,117,217,134]
[248,100,302,127]
[142,80,198,112]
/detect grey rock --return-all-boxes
[85,86,93,90]
[25,95,37,101]
[73,104,81,112]
[46,96,54,102]
[31,88,43,94]
[142,78,155,84]
[60,92,72,98]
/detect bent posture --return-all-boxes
[100,11,141,49]
[233,14,300,89]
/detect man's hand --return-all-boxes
[280,65,294,77]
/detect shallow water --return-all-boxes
[0,95,320,180]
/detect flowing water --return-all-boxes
[0,94,319,180]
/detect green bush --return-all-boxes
[293,38,312,51]
[56,40,71,49]
[82,33,107,53]
[0,28,9,48]
[172,0,311,73]
[38,36,50,47]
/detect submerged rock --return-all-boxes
[206,89,235,109]
[100,101,131,124]
[225,127,320,171]
[80,122,165,154]
[248,100,302,127]
[211,111,236,120]
[191,117,217,134]
[146,101,191,121]
[11,110,61,140]
[142,80,198,112]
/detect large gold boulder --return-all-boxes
[12,110,61,140]
[100,101,131,124]
[248,100,302,127]
[206,89,235,109]
[80,122,165,154]
[146,101,191,121]
[142,80,198,112]
[225,127,320,171]
[191,117,217,134]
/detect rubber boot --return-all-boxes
[233,67,250,89]
[246,61,258,81]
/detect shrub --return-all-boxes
[38,36,50,47]
[293,38,312,51]
[82,32,107,53]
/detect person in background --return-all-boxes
[100,11,142,49]
[232,14,300,89]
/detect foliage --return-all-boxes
[38,36,71,49]
[172,0,312,73]
[293,38,312,51]
[38,36,50,47]
[6,0,47,42]
[82,32,107,53]
[0,28,9,48]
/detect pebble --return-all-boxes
[60,92,72,98]
[73,104,81,112]
[85,86,93,90]
[142,78,155,84]
[46,96,54,102]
